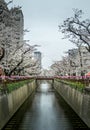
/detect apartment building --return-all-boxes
[0,0,24,75]
[68,46,90,76]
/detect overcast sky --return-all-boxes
[7,0,90,69]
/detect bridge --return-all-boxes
[35,76,54,80]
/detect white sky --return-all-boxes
[6,0,90,69]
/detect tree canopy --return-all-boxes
[59,9,90,52]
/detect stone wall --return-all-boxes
[54,80,90,128]
[0,80,36,130]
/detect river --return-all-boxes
[3,81,89,130]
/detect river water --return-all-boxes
[3,82,89,130]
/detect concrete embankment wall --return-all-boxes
[0,80,36,130]
[54,80,90,128]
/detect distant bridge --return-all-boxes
[35,76,54,80]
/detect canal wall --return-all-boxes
[0,80,36,130]
[54,80,90,128]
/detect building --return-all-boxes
[0,0,24,75]
[34,51,42,69]
[68,46,90,76]
[0,0,11,72]
[10,6,24,46]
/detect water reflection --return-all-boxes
[3,82,89,130]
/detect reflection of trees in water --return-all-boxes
[55,92,88,129]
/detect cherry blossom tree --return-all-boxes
[59,9,90,52]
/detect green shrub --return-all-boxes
[55,78,84,92]
[7,79,34,93]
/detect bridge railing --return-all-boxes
[35,76,54,79]
[0,75,90,80]
[54,76,90,86]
